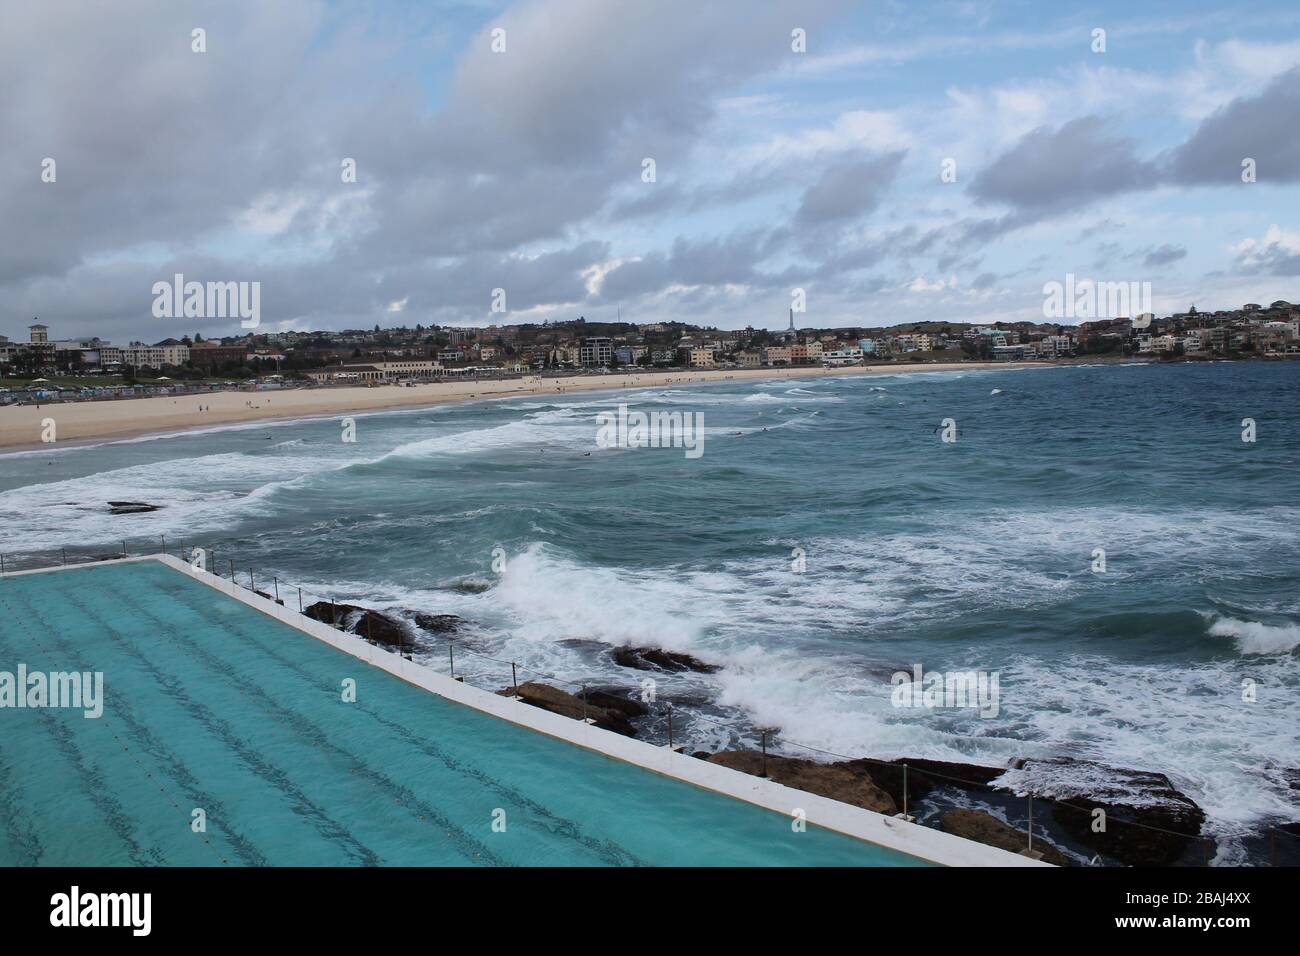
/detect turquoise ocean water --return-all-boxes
[1,361,1297,862]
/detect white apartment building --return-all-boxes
[121,343,190,368]
[822,346,864,366]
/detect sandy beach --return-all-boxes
[0,361,1051,450]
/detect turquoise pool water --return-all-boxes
[0,561,927,866]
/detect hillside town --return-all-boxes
[2,300,1298,394]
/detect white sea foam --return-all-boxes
[1208,616,1300,655]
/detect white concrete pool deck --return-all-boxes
[7,554,1049,867]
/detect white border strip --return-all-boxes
[7,555,1049,867]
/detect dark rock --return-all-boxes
[702,750,896,815]
[610,645,719,674]
[108,501,161,514]
[496,681,637,737]
[856,758,1005,809]
[939,808,1070,866]
[303,601,414,649]
[413,612,463,634]
[1022,758,1206,867]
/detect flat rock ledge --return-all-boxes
[700,750,896,815]
[939,808,1070,866]
[495,681,646,738]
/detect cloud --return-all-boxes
[1141,244,1188,268]
[1166,67,1300,184]
[1231,225,1300,275]
[968,115,1157,212]
[794,151,906,227]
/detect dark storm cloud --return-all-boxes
[597,230,780,300]
[1166,67,1300,184]
[794,151,906,226]
[0,0,845,340]
[1141,243,1187,267]
[968,116,1157,212]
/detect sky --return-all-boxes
[2,0,1299,343]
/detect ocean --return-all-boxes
[2,360,1297,863]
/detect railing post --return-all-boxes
[761,730,768,778]
[273,576,280,604]
[160,534,166,555]
[61,547,67,566]
[122,539,128,557]
[581,684,589,722]
[667,702,674,750]
[298,587,303,613]
[1027,795,1034,853]
[903,762,909,818]
[249,568,255,593]
[331,598,337,627]
[366,612,373,644]
[229,560,235,582]
[511,662,518,697]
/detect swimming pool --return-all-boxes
[0,560,933,866]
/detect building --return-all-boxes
[762,345,792,366]
[614,345,647,365]
[189,341,247,369]
[822,346,863,366]
[305,364,385,383]
[578,337,613,367]
[373,360,444,379]
[684,346,716,367]
[120,342,190,368]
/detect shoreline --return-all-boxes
[0,360,1055,452]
